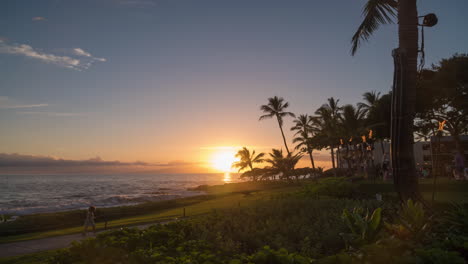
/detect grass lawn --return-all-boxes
[0,183,301,244]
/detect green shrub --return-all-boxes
[47,197,382,263]
[302,177,357,198]
[341,207,382,248]
[385,200,430,241]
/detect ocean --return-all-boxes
[0,173,239,215]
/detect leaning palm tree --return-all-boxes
[291,114,317,168]
[259,96,295,155]
[232,147,265,181]
[351,0,430,201]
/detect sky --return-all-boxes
[1,0,468,173]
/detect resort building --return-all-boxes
[336,135,468,176]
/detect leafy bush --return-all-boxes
[238,246,313,264]
[385,200,430,241]
[47,197,382,263]
[341,207,382,248]
[302,177,357,198]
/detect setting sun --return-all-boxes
[210,150,238,172]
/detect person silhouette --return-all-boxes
[82,206,96,236]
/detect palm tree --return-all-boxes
[232,147,265,181]
[352,0,422,201]
[314,98,342,169]
[291,114,317,168]
[259,96,295,155]
[339,104,366,140]
[366,92,392,155]
[358,91,381,116]
[338,104,367,170]
[264,149,302,181]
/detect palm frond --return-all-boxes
[259,113,275,121]
[351,0,397,55]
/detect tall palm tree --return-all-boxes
[352,0,422,201]
[259,96,295,155]
[232,147,265,181]
[339,104,367,169]
[291,114,317,168]
[315,97,342,169]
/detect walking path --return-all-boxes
[0,221,171,258]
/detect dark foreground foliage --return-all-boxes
[4,179,468,264]
[46,198,382,264]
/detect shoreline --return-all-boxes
[0,173,243,217]
[0,180,289,239]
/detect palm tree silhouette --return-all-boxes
[291,114,317,168]
[351,0,424,201]
[358,91,381,116]
[314,97,342,169]
[338,104,367,169]
[259,96,295,155]
[232,147,265,181]
[265,149,302,181]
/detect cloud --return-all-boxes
[0,153,209,174]
[32,17,47,21]
[0,96,48,109]
[16,111,84,117]
[73,48,92,57]
[73,48,107,63]
[0,39,106,70]
[0,153,151,168]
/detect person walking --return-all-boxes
[82,206,96,236]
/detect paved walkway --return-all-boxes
[0,221,169,258]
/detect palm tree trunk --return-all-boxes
[308,151,315,169]
[276,115,291,155]
[330,147,336,169]
[391,0,421,202]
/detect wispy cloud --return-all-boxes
[16,111,84,117]
[72,48,92,57]
[0,153,151,167]
[0,39,106,70]
[73,48,106,62]
[0,96,48,109]
[32,17,47,21]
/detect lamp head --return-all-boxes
[422,13,438,27]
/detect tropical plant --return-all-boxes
[232,147,265,181]
[352,0,426,201]
[264,149,302,181]
[291,114,317,168]
[313,98,342,169]
[416,54,468,152]
[259,96,295,155]
[385,199,430,241]
[358,91,381,117]
[341,207,383,248]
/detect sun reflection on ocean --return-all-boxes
[223,172,232,183]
